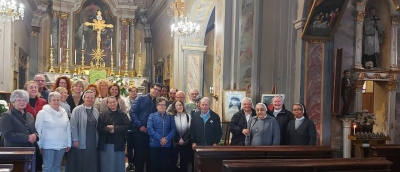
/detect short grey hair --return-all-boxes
[34,74,45,79]
[176,91,185,96]
[48,92,61,102]
[272,96,284,103]
[10,89,29,103]
[241,97,254,109]
[200,97,211,104]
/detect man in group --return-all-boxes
[167,91,185,113]
[186,88,200,114]
[34,74,49,102]
[130,83,162,172]
[191,97,222,149]
[270,96,294,145]
[161,85,168,98]
[167,88,178,105]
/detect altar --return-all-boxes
[43,10,149,94]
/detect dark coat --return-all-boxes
[341,76,350,97]
[97,108,130,152]
[229,109,256,146]
[190,110,222,146]
[130,94,157,129]
[285,117,317,145]
[271,105,294,145]
[66,95,84,112]
[0,107,38,147]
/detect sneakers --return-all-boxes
[126,163,134,171]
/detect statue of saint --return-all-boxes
[363,6,384,69]
[341,70,352,115]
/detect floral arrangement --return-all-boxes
[111,76,128,97]
[0,100,9,114]
[354,110,376,126]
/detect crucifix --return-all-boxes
[84,10,113,69]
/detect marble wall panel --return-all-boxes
[395,27,400,144]
[52,17,59,68]
[186,54,201,99]
[305,43,323,145]
[60,19,68,66]
[121,24,129,70]
[213,0,224,114]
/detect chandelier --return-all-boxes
[0,0,24,22]
[170,15,200,38]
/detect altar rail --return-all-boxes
[371,144,400,172]
[194,146,334,172]
[0,147,36,172]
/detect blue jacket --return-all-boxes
[147,112,176,147]
[130,94,157,129]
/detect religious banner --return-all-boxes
[73,0,115,66]
[89,70,107,84]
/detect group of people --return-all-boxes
[0,73,317,172]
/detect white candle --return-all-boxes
[126,39,128,53]
[82,35,85,49]
[110,38,113,52]
[140,43,142,54]
[50,34,52,46]
[353,124,356,134]
[67,27,69,48]
[59,48,62,63]
[74,50,77,64]
[118,53,121,67]
[132,54,135,68]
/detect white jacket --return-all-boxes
[35,104,71,149]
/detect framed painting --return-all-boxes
[302,0,349,41]
[73,0,116,66]
[223,90,247,122]
[261,94,285,111]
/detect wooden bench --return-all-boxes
[194,146,334,172]
[222,157,392,172]
[0,164,13,172]
[0,147,36,172]
[371,145,400,172]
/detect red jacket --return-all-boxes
[9,97,47,119]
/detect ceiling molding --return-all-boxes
[147,0,167,23]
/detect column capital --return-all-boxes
[387,81,398,92]
[144,37,152,45]
[357,12,366,22]
[354,80,365,91]
[293,18,307,30]
[392,15,399,26]
[59,11,69,21]
[338,117,356,128]
[120,18,130,25]
[182,44,207,52]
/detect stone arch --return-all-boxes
[72,0,119,18]
[186,0,215,45]
[358,0,399,15]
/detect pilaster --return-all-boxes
[0,22,14,92]
[182,44,207,101]
[354,80,365,112]
[387,81,398,143]
[120,18,130,70]
[354,11,365,69]
[29,26,40,79]
[144,37,153,79]
[390,16,399,70]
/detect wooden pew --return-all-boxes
[0,164,13,172]
[194,146,334,172]
[0,147,36,172]
[222,157,392,172]
[370,145,400,172]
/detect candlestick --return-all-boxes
[74,50,77,64]
[50,34,53,46]
[353,124,356,134]
[73,64,77,76]
[82,35,85,49]
[59,48,62,65]
[110,52,115,76]
[126,39,128,53]
[67,27,69,48]
[118,53,121,67]
[132,54,134,69]
[124,52,129,77]
[49,47,55,73]
[111,38,113,52]
[137,53,142,77]
[81,49,85,74]
[64,48,70,74]
[140,43,142,54]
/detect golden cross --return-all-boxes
[84,11,113,67]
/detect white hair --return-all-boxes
[241,97,254,109]
[10,89,29,103]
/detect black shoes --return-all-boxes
[126,164,134,171]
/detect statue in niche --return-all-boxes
[363,6,384,69]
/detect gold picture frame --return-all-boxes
[222,90,246,122]
[302,0,349,42]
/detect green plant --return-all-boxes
[354,110,376,126]
[0,100,8,114]
[112,76,128,97]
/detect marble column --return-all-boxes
[354,80,365,112]
[129,20,135,71]
[338,116,355,158]
[59,11,69,67]
[354,11,365,69]
[293,0,307,103]
[120,18,129,70]
[182,44,207,98]
[387,82,397,143]
[145,37,152,78]
[0,21,13,92]
[29,26,40,78]
[50,11,60,71]
[390,16,399,70]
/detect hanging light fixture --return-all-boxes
[0,0,24,22]
[170,15,200,38]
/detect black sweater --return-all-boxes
[229,109,256,146]
[285,117,317,145]
[97,109,130,151]
[190,110,222,146]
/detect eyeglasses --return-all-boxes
[34,80,46,83]
[15,98,28,103]
[153,88,161,92]
[157,104,166,106]
[129,90,137,92]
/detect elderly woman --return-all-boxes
[52,76,72,95]
[229,97,256,146]
[66,90,99,172]
[170,100,191,172]
[99,83,127,113]
[245,103,280,146]
[124,86,138,171]
[55,87,71,117]
[147,97,176,172]
[35,92,71,172]
[66,79,85,111]
[0,89,38,147]
[98,96,130,172]
[12,81,47,119]
[83,84,101,111]
[285,103,317,145]
[96,79,110,99]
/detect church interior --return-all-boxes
[1,0,400,170]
